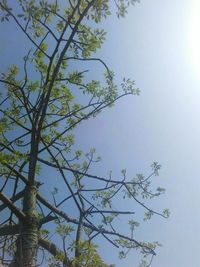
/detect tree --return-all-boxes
[0,1,169,267]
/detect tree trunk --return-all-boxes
[11,185,39,267]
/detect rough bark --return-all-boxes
[11,185,39,267]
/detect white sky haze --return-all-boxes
[1,1,200,267]
[77,1,200,266]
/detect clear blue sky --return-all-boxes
[1,1,200,266]
[75,1,200,266]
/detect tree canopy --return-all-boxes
[0,1,168,266]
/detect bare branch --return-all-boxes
[0,224,20,237]
[38,238,72,267]
[0,190,25,213]
[0,192,26,221]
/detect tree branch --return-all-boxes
[0,224,20,237]
[38,238,72,267]
[0,190,25,212]
[0,192,26,221]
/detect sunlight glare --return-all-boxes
[188,0,200,81]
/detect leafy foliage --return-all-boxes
[0,1,168,267]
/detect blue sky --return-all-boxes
[74,1,200,266]
[1,0,200,266]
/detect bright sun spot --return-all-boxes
[188,0,200,80]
